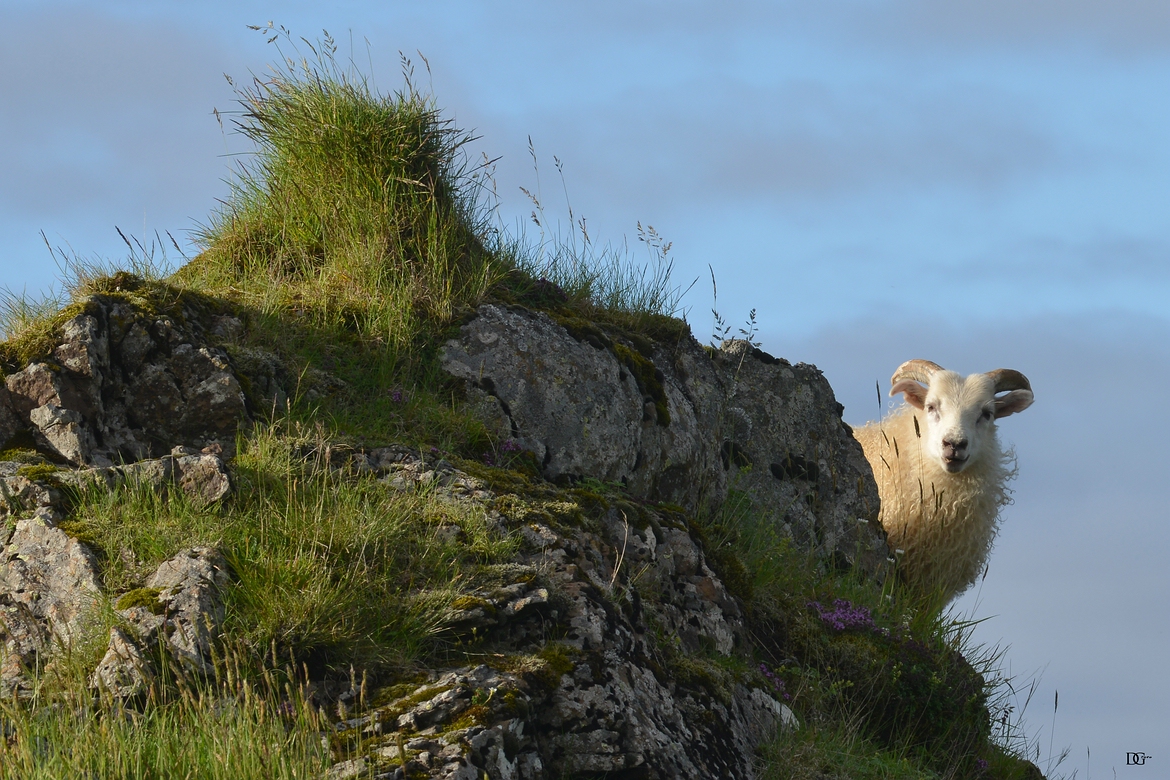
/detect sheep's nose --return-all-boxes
[942,437,968,455]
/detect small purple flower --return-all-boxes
[808,599,876,632]
[976,758,989,772]
[500,439,522,453]
[758,662,791,700]
[388,387,407,403]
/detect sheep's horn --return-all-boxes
[890,359,945,387]
[985,369,1032,393]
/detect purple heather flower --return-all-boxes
[501,439,523,453]
[808,599,876,632]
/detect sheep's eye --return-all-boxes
[926,404,937,414]
[980,409,993,421]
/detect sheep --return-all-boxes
[853,359,1034,604]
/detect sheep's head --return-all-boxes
[889,359,1033,474]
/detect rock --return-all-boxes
[0,385,19,449]
[0,513,102,696]
[173,453,232,506]
[440,304,888,575]
[91,626,154,698]
[5,362,66,417]
[327,758,368,780]
[3,294,250,465]
[441,305,719,511]
[88,547,231,698]
[29,402,101,465]
[145,547,230,674]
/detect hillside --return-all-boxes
[0,38,1046,780]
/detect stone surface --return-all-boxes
[326,457,797,780]
[145,547,230,673]
[92,626,154,698]
[3,298,250,465]
[0,385,19,449]
[440,304,888,575]
[0,513,102,696]
[89,547,230,697]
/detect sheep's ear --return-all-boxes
[890,379,927,409]
[994,389,1034,418]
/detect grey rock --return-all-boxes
[441,304,888,576]
[145,547,230,673]
[0,513,102,696]
[30,402,101,465]
[0,514,102,641]
[173,453,232,506]
[89,548,229,699]
[0,385,19,449]
[91,626,154,698]
[0,472,62,521]
[327,758,368,780]
[3,295,251,465]
[5,363,66,419]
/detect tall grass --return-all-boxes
[704,486,1049,778]
[182,28,504,350]
[0,654,330,779]
[64,421,519,674]
[508,138,693,323]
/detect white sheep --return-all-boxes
[853,359,1034,604]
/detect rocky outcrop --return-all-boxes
[440,304,887,576]
[2,295,248,465]
[0,510,102,696]
[1,289,893,777]
[0,454,232,697]
[92,547,230,697]
[323,451,797,780]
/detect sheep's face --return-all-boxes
[892,370,1033,474]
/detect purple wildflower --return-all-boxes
[976,758,989,772]
[388,387,407,403]
[500,439,523,453]
[758,662,792,701]
[808,599,876,632]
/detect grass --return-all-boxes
[0,28,1052,779]
[64,421,519,674]
[0,653,330,780]
[702,487,1049,778]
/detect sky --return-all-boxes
[2,2,1167,774]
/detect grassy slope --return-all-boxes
[0,34,1048,780]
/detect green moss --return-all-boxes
[450,595,496,615]
[0,438,46,463]
[15,463,61,482]
[116,587,165,614]
[55,520,102,549]
[553,314,613,351]
[612,342,670,426]
[667,654,735,706]
[532,643,578,689]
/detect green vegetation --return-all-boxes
[0,29,1052,779]
[700,489,1050,778]
[0,658,329,780]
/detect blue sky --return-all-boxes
[2,2,1168,773]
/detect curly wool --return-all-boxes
[855,409,1017,603]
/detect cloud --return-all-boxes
[855,0,1170,56]
[0,6,245,223]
